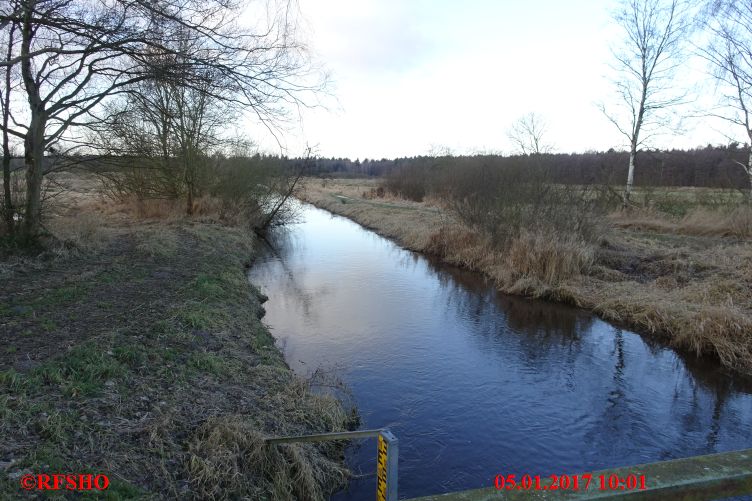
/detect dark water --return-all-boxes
[248,203,752,500]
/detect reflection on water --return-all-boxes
[248,203,752,500]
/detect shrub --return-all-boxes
[503,231,595,285]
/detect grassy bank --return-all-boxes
[301,178,752,376]
[0,174,353,499]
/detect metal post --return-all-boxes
[377,429,399,501]
[264,427,399,501]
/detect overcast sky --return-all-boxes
[246,0,729,159]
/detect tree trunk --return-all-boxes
[625,77,647,208]
[186,179,194,215]
[23,113,45,239]
[183,149,194,215]
[748,149,752,203]
[2,22,15,236]
[1,150,11,237]
[1,125,11,238]
[19,0,46,241]
[624,147,637,206]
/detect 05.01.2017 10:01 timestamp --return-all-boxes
[494,473,647,492]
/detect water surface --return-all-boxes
[248,203,752,499]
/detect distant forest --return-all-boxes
[293,145,752,189]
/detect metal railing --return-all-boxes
[265,428,752,501]
[405,447,752,500]
[265,428,398,501]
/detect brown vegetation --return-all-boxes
[611,206,752,238]
[301,178,752,376]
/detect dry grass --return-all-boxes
[302,178,752,375]
[425,226,497,269]
[101,195,235,223]
[679,206,752,237]
[1,173,354,499]
[301,179,447,251]
[46,213,111,251]
[591,283,752,372]
[612,206,752,238]
[39,169,259,227]
[188,373,350,501]
[502,231,595,286]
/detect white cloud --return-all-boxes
[245,0,734,158]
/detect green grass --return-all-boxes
[176,302,222,330]
[0,369,25,393]
[192,273,228,299]
[40,318,57,332]
[113,345,146,367]
[27,341,125,398]
[188,352,234,376]
[96,268,127,284]
[36,284,88,306]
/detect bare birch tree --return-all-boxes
[601,0,689,205]
[702,1,752,201]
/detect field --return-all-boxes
[0,172,353,499]
[301,178,752,376]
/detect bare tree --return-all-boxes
[1,5,17,236]
[426,144,454,157]
[0,0,320,241]
[92,56,304,229]
[702,1,752,201]
[258,147,311,231]
[600,0,689,205]
[91,32,237,214]
[507,112,552,155]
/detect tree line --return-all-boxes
[294,145,752,190]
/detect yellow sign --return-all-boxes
[376,434,389,501]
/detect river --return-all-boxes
[248,203,752,500]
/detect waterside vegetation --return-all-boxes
[301,175,752,376]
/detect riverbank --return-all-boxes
[300,178,752,376]
[0,173,353,499]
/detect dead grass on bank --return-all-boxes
[1,174,355,500]
[425,226,497,269]
[503,232,595,286]
[33,170,270,235]
[592,283,752,372]
[112,196,249,223]
[612,205,752,238]
[189,374,350,500]
[301,180,446,251]
[424,227,594,287]
[302,178,752,375]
